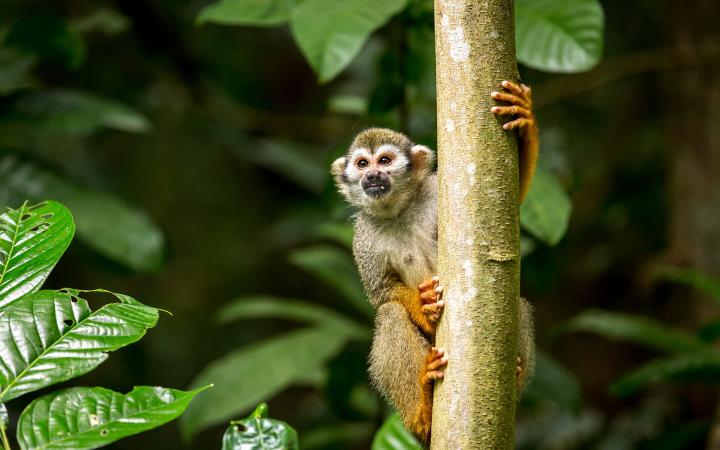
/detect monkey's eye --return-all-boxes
[356,158,369,168]
[378,156,392,165]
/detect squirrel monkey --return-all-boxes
[331,81,538,444]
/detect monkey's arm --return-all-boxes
[353,231,438,335]
[491,81,539,203]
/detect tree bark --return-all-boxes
[431,0,520,448]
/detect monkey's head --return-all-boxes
[331,128,434,216]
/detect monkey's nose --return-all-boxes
[366,170,380,182]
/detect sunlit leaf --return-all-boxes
[5,15,86,69]
[0,155,165,272]
[198,0,299,26]
[657,266,720,303]
[70,8,130,36]
[0,48,36,96]
[181,326,351,440]
[290,0,408,82]
[522,351,582,411]
[217,296,369,339]
[0,201,74,309]
[289,245,373,318]
[17,386,208,450]
[520,167,571,245]
[221,403,299,450]
[611,353,720,397]
[568,309,709,354]
[371,413,422,450]
[0,290,159,402]
[516,0,604,73]
[9,89,151,135]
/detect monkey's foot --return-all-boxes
[419,276,444,323]
[517,356,524,389]
[490,80,537,136]
[422,347,448,385]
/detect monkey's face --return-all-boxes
[331,129,434,215]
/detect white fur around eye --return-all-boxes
[345,148,372,179]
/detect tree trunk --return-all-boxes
[431,0,520,448]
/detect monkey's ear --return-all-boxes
[410,144,435,171]
[331,156,347,177]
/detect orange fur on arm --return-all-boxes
[519,122,539,203]
[390,284,435,336]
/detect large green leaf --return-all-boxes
[0,201,74,309]
[290,0,407,82]
[520,167,572,245]
[198,0,299,26]
[522,351,582,411]
[289,245,373,318]
[516,0,604,73]
[217,296,369,339]
[222,403,299,450]
[0,290,158,402]
[0,155,165,272]
[371,413,422,450]
[611,353,720,397]
[657,266,720,303]
[9,89,151,135]
[568,309,709,354]
[0,48,36,96]
[181,326,351,440]
[17,385,208,450]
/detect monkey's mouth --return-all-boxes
[362,181,391,197]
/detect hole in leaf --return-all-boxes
[63,319,74,326]
[70,297,78,303]
[100,429,109,436]
[20,213,31,220]
[41,213,53,220]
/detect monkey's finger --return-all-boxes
[491,91,530,109]
[426,371,445,381]
[521,83,532,99]
[427,357,449,371]
[503,118,532,131]
[420,290,439,303]
[501,80,524,96]
[491,105,531,118]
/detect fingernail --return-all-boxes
[491,107,498,112]
[438,300,445,306]
[491,91,499,97]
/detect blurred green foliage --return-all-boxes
[0,0,714,448]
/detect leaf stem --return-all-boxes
[0,418,12,450]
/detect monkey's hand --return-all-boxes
[419,276,444,326]
[491,80,539,202]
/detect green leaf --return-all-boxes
[9,89,151,135]
[611,353,720,397]
[0,155,165,272]
[0,403,7,428]
[290,0,408,82]
[522,352,582,411]
[222,403,299,450]
[198,0,299,26]
[217,296,369,340]
[516,0,604,73]
[0,290,159,402]
[0,48,37,96]
[288,245,373,318]
[568,309,709,354]
[371,413,422,450]
[181,326,351,440]
[0,201,74,309]
[520,167,571,245]
[5,15,86,69]
[17,385,208,450]
[657,266,720,303]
